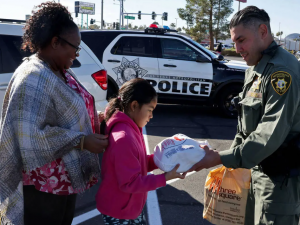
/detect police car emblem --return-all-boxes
[271,71,292,95]
[112,57,148,85]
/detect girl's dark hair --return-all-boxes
[22,1,78,52]
[100,78,157,133]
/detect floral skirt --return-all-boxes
[101,211,146,225]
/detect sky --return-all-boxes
[0,0,299,38]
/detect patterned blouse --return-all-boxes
[22,70,98,195]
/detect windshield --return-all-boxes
[190,40,218,59]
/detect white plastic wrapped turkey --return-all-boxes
[153,134,209,173]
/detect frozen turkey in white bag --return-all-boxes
[153,134,209,173]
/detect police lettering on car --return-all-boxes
[80,24,248,117]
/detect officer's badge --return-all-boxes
[271,71,292,95]
[251,77,261,91]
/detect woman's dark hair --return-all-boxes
[100,78,157,133]
[22,1,78,52]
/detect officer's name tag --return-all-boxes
[246,91,262,98]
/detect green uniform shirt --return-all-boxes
[220,41,300,169]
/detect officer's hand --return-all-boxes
[84,134,108,154]
[188,145,222,172]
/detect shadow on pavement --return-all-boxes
[155,185,213,225]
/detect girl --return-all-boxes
[96,78,186,225]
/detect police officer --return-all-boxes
[189,6,300,225]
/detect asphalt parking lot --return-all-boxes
[73,104,238,225]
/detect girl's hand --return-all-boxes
[165,164,187,181]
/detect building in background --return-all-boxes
[284,33,300,51]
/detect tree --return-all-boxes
[138,25,144,30]
[177,8,194,29]
[177,27,182,32]
[276,31,283,37]
[276,31,283,43]
[133,25,138,30]
[153,21,159,25]
[128,23,132,29]
[214,0,233,43]
[170,23,176,28]
[178,0,233,50]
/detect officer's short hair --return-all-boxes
[230,6,271,33]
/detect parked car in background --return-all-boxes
[0,19,108,113]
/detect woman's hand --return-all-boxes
[84,134,108,154]
[165,164,187,181]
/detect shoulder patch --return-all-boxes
[271,71,292,96]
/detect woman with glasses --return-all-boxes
[0,2,108,225]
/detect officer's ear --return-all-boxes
[258,24,269,40]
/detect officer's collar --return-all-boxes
[254,41,279,76]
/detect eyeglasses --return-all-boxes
[58,36,81,55]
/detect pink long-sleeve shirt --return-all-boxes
[96,111,166,219]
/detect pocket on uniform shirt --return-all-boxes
[239,97,262,134]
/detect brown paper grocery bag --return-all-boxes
[203,166,251,225]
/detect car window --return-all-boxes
[81,32,107,62]
[160,38,206,61]
[111,36,154,57]
[0,35,31,73]
[0,35,80,74]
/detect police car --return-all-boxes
[0,19,108,113]
[81,24,248,117]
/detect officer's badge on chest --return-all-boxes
[246,76,262,98]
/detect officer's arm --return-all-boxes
[219,69,300,169]
[230,132,244,149]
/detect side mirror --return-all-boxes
[196,55,211,63]
[217,54,224,61]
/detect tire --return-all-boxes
[107,81,118,101]
[217,84,242,118]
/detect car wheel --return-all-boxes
[217,84,242,118]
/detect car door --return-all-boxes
[157,37,213,97]
[103,34,160,92]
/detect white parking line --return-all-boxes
[71,209,100,225]
[143,127,163,225]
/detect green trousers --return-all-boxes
[245,167,300,225]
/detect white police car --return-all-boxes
[81,24,248,117]
[0,19,108,113]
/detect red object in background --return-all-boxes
[149,24,158,28]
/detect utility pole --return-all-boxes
[238,1,240,11]
[175,18,178,28]
[121,0,124,28]
[279,22,281,44]
[101,0,103,29]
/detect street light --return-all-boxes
[175,18,179,28]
